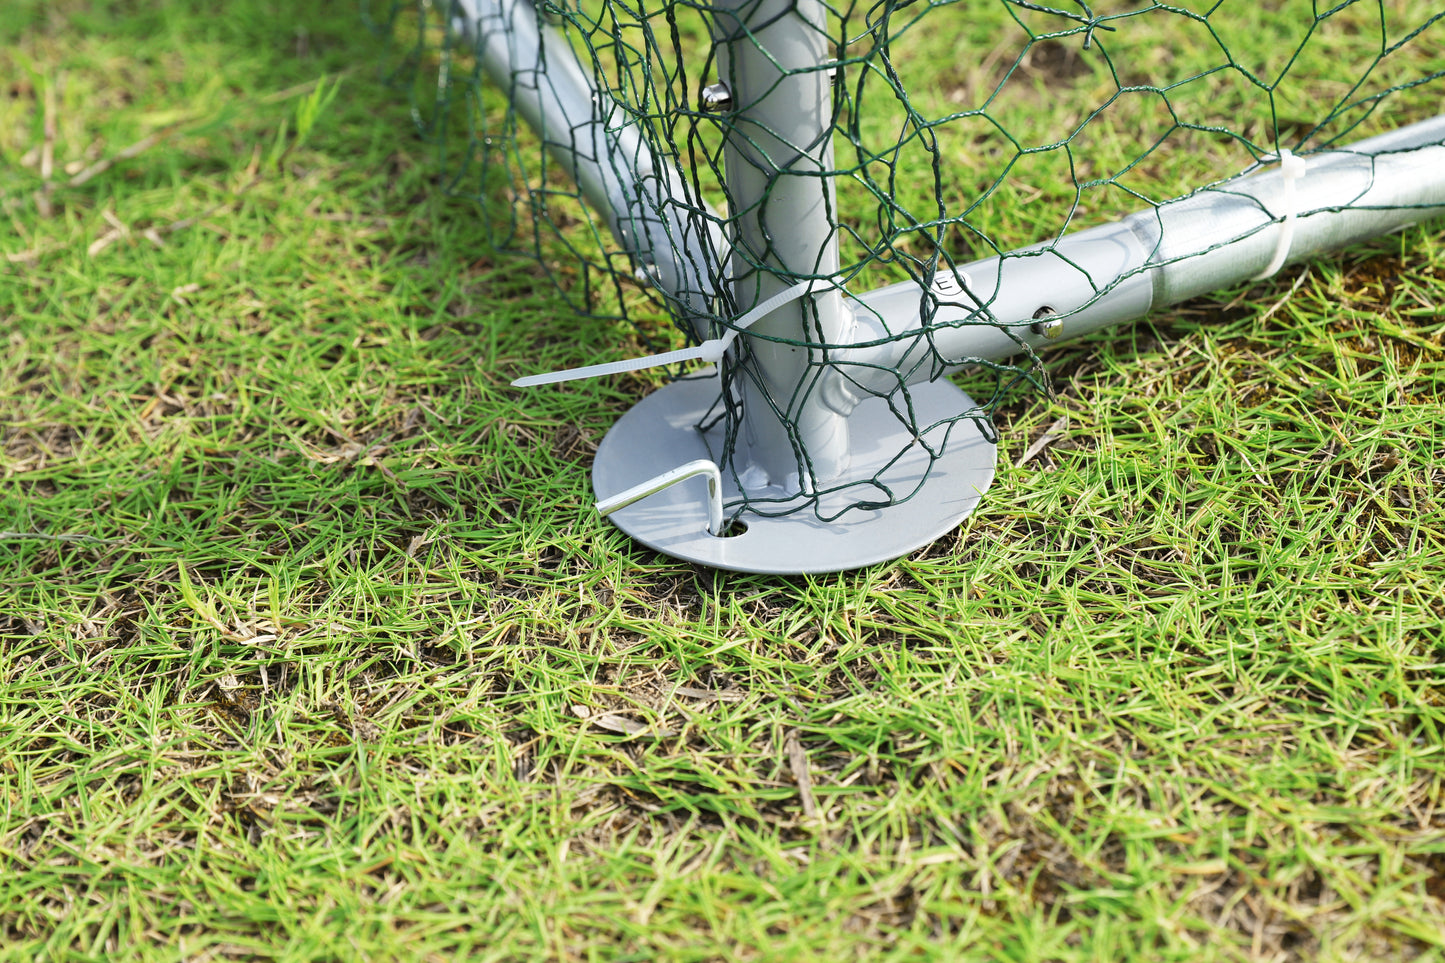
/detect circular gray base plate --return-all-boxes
[592,372,996,574]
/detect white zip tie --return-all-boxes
[596,458,724,536]
[1253,148,1308,280]
[511,279,831,387]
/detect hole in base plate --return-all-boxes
[715,519,748,538]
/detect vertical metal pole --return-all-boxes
[711,0,851,495]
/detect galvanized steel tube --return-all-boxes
[832,115,1445,405]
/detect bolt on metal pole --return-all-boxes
[709,0,852,496]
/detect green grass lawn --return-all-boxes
[3,1,1444,960]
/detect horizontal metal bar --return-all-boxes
[826,115,1445,405]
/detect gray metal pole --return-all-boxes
[710,0,852,495]
[826,115,1445,406]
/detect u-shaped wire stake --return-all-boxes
[596,459,725,536]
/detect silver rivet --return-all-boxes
[1030,306,1062,339]
[700,82,733,112]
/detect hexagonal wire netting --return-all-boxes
[369,0,1445,570]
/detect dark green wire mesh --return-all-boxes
[368,0,1444,523]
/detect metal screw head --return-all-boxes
[1030,306,1062,339]
[700,82,733,112]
